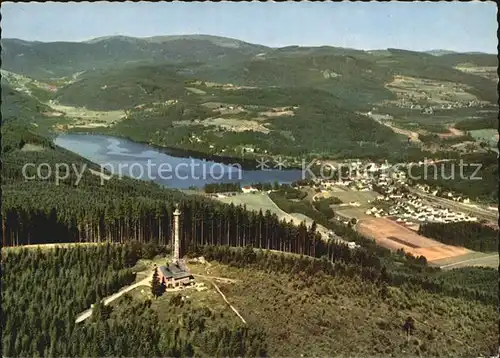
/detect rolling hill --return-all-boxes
[1,82,50,123]
[1,35,269,80]
[2,34,498,161]
[53,65,190,111]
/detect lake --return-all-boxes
[54,134,304,188]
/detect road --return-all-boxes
[438,253,499,269]
[192,262,247,325]
[408,188,497,223]
[363,112,421,143]
[191,274,239,284]
[75,268,242,323]
[211,280,247,324]
[75,272,153,323]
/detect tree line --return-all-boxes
[419,222,498,252]
[204,182,241,193]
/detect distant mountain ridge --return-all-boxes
[426,49,493,56]
[2,34,497,81]
[86,34,267,49]
[425,49,458,56]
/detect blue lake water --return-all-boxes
[54,134,304,188]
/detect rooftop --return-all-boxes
[159,262,192,280]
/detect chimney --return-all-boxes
[173,204,181,264]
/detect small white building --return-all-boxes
[242,186,258,194]
[347,242,360,249]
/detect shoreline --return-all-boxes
[53,132,305,189]
[61,130,303,170]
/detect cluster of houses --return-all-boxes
[313,160,409,192]
[394,100,486,113]
[390,87,489,111]
[365,206,386,217]
[241,186,260,194]
[365,193,478,224]
[414,184,471,203]
[206,186,262,198]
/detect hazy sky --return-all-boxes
[2,1,498,52]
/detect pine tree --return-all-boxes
[403,316,416,340]
[379,266,390,283]
[151,268,163,299]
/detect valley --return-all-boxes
[2,36,498,165]
[1,7,498,357]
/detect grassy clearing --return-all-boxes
[324,189,379,204]
[217,193,327,234]
[384,75,480,104]
[20,143,46,152]
[217,193,286,217]
[48,103,126,129]
[470,129,497,145]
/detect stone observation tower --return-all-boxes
[173,204,181,264]
[155,203,194,289]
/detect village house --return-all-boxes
[242,186,259,194]
[347,242,360,250]
[157,262,194,288]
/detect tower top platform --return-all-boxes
[173,203,181,216]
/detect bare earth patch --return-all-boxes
[323,189,379,204]
[356,217,471,262]
[69,123,110,129]
[190,81,256,90]
[259,107,295,118]
[439,126,465,138]
[185,87,207,95]
[42,111,64,117]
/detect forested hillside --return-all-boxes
[54,65,190,110]
[1,82,50,122]
[409,151,499,202]
[2,124,497,307]
[2,19,499,358]
[82,84,405,160]
[1,35,268,80]
[1,244,268,357]
[2,99,498,357]
[2,244,498,357]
